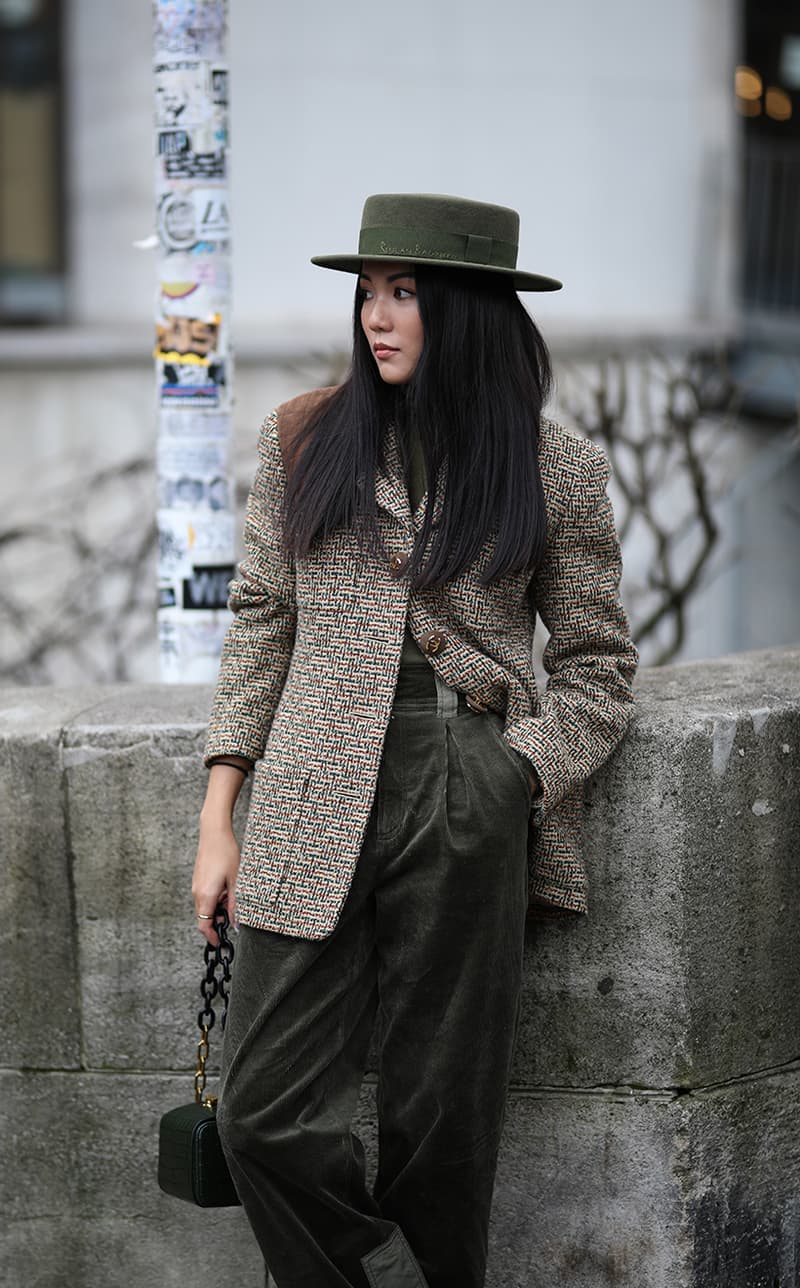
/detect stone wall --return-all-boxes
[1,647,798,1287]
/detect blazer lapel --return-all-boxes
[375,426,447,532]
[375,424,413,527]
[411,458,447,532]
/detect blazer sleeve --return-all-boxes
[204,409,296,764]
[503,437,638,813]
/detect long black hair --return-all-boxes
[283,265,552,587]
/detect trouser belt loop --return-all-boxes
[433,669,458,718]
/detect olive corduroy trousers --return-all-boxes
[216,670,532,1288]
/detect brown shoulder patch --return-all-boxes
[276,386,340,474]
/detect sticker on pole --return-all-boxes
[157,189,230,252]
[154,60,227,127]
[153,2,227,60]
[155,281,229,407]
[157,125,226,182]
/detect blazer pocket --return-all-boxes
[242,762,312,876]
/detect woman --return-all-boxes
[193,193,637,1288]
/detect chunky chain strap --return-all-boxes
[193,905,235,1107]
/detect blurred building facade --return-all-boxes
[0,0,798,682]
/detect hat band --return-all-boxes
[358,225,518,270]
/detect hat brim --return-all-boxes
[310,253,562,293]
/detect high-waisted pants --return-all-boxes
[216,669,532,1288]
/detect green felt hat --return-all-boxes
[311,192,562,292]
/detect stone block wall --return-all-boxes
[1,647,798,1287]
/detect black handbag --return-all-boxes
[157,906,241,1208]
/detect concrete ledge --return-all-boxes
[519,647,800,1090]
[0,1070,262,1287]
[492,1065,800,1288]
[1,646,798,1286]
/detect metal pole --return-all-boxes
[153,0,233,682]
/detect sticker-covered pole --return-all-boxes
[153,0,233,682]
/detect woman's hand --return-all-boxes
[193,760,250,945]
[192,817,241,946]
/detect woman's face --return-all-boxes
[359,261,424,385]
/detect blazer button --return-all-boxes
[420,629,447,656]
[389,553,409,578]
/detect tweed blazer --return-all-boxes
[205,387,638,939]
